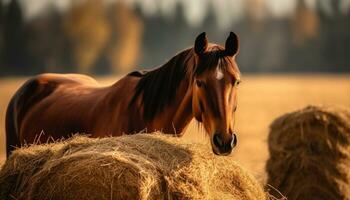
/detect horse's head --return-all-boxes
[192,32,241,156]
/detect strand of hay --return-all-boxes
[0,133,267,200]
[266,105,350,200]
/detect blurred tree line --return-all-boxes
[0,0,143,75]
[0,0,349,76]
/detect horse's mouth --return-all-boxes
[212,147,233,156]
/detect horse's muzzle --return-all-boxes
[212,133,237,156]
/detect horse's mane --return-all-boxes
[130,45,233,121]
[128,48,194,120]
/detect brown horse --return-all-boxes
[6,32,241,157]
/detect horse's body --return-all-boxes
[6,32,241,157]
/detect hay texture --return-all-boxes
[0,133,266,200]
[266,105,350,200]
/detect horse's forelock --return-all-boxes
[194,45,238,77]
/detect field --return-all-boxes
[0,74,349,182]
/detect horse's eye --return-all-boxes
[234,80,241,86]
[196,80,204,87]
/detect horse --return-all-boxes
[5,32,241,157]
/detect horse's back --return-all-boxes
[11,73,99,122]
[33,73,99,86]
[5,73,99,157]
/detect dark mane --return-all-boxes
[129,48,195,121]
[127,70,147,77]
[195,45,240,78]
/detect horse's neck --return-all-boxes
[171,81,194,135]
[158,77,194,135]
[157,52,195,135]
[120,49,195,135]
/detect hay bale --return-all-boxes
[266,105,350,200]
[0,133,266,200]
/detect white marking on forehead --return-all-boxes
[215,62,224,80]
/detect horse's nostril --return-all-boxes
[231,133,237,148]
[213,133,236,155]
[213,134,223,147]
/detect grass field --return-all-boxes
[1,74,349,181]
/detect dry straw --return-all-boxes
[1,133,266,200]
[266,105,350,200]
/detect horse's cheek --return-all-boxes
[192,95,202,122]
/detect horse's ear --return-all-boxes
[194,32,208,55]
[225,32,239,56]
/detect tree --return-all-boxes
[292,0,319,45]
[0,1,4,71]
[106,2,143,73]
[24,4,67,73]
[3,0,27,75]
[63,0,110,73]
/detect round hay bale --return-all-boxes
[266,105,350,200]
[0,133,266,200]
